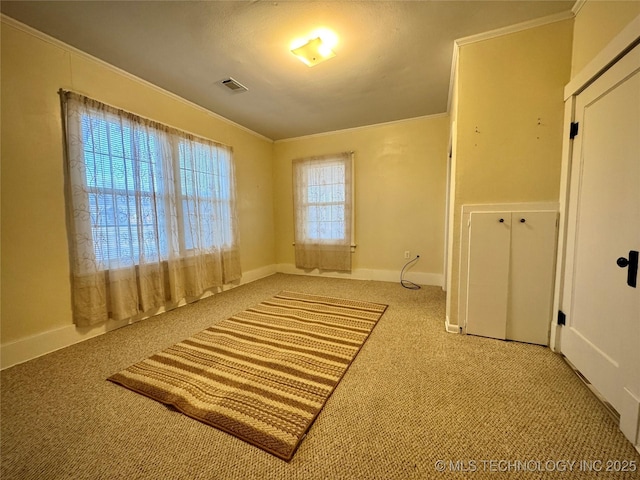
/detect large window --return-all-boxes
[81,115,235,267]
[292,152,353,272]
[63,91,240,326]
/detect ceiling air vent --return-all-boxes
[221,77,248,93]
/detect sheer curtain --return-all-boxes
[292,152,353,272]
[62,91,241,327]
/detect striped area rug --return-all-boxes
[108,291,388,460]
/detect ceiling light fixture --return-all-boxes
[290,30,337,67]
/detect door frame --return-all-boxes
[551,15,640,446]
[550,15,640,353]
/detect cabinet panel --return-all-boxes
[507,211,558,345]
[466,212,511,340]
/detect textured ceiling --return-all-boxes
[1,1,575,140]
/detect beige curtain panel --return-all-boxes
[292,152,353,272]
[62,91,241,327]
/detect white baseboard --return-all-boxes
[445,315,460,334]
[1,263,441,369]
[0,318,130,371]
[275,263,444,287]
[0,265,277,370]
[237,264,277,285]
[620,387,640,446]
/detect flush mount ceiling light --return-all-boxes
[290,30,338,67]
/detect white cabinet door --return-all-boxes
[465,209,557,345]
[466,212,511,340]
[508,211,558,345]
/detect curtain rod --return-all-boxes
[58,89,234,151]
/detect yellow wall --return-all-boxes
[571,0,640,78]
[447,19,574,325]
[1,20,275,344]
[6,2,633,350]
[273,115,450,280]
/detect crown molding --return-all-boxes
[274,113,449,143]
[455,10,575,47]
[572,0,588,17]
[447,9,575,113]
[1,14,273,143]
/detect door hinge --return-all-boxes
[557,310,566,326]
[569,122,579,139]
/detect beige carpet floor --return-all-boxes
[2,273,639,479]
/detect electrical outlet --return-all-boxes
[404,251,410,259]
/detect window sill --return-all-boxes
[292,242,357,253]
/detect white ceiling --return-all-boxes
[1,1,575,140]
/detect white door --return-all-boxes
[561,43,640,445]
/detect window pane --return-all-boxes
[79,111,235,266]
[318,205,330,221]
[178,139,234,250]
[138,161,152,193]
[332,184,345,202]
[318,222,330,239]
[332,222,344,240]
[308,221,319,240]
[319,185,331,203]
[308,205,318,222]
[183,198,195,250]
[308,186,319,203]
[141,225,159,261]
[300,159,348,242]
[81,114,159,264]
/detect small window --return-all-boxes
[305,160,347,241]
[292,152,353,271]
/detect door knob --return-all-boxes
[616,257,629,268]
[616,250,638,288]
